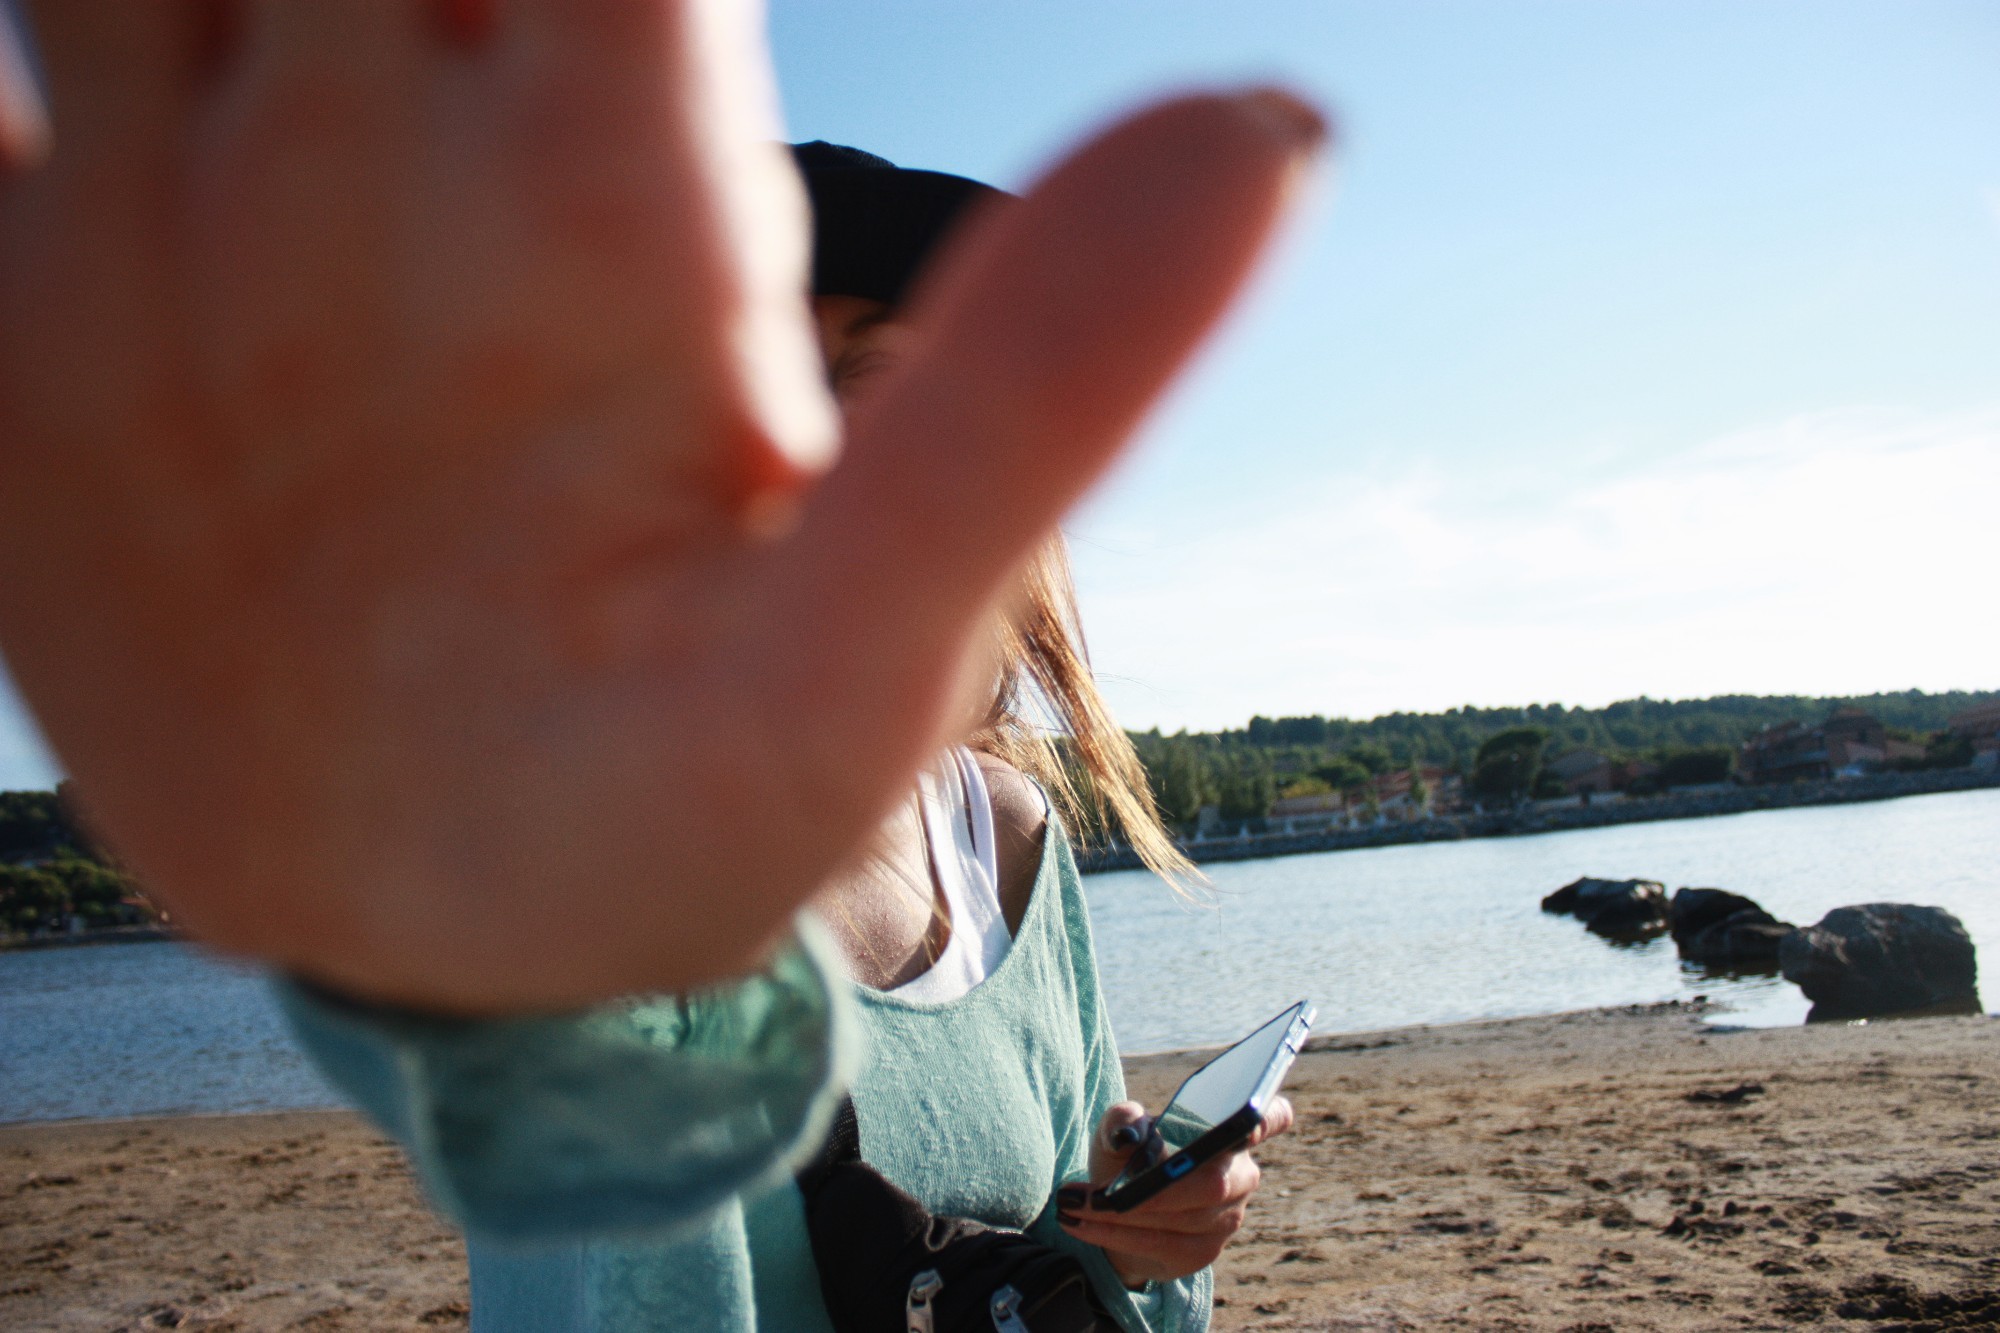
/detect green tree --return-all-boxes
[1217,753,1275,822]
[1472,726,1548,804]
[1312,757,1371,791]
[1656,746,1734,788]
[1344,742,1393,775]
[1918,732,1974,771]
[0,789,64,861]
[45,859,132,923]
[1153,739,1211,826]
[0,864,68,932]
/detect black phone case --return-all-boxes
[1088,1105,1265,1213]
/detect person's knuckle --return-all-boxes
[1193,1168,1233,1207]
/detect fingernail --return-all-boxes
[1056,1184,1089,1213]
[1110,1122,1146,1150]
[1233,87,1331,151]
[0,0,51,170]
[1058,1210,1080,1227]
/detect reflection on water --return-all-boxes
[2,788,1995,1121]
[1088,787,2000,1053]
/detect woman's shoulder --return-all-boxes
[969,751,1048,934]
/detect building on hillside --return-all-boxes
[1739,720,1830,784]
[1370,765,1454,818]
[1545,748,1615,795]
[1741,708,1895,783]
[1264,766,1458,831]
[1266,790,1344,828]
[1883,737,1927,765]
[1831,743,1886,779]
[1823,708,1888,773]
[1545,749,1659,796]
[1950,702,2000,769]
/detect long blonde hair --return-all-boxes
[973,538,1199,891]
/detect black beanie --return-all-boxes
[790,141,1008,307]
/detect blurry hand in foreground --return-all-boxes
[0,2,1323,1012]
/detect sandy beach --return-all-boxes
[8,1002,2000,1331]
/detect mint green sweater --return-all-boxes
[279,824,1210,1333]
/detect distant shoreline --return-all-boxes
[7,769,1993,948]
[0,924,175,953]
[1077,765,2000,873]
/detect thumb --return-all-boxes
[1088,1101,1153,1187]
[762,88,1327,800]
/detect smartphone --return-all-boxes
[1090,1000,1315,1213]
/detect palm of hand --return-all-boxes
[0,3,1318,1010]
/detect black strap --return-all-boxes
[794,1095,1118,1332]
[795,1095,861,1194]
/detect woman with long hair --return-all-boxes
[282,141,1290,1333]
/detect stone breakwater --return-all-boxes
[1075,765,2000,874]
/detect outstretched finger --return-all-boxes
[495,0,836,497]
[0,0,49,170]
[769,87,1327,793]
[2,2,198,467]
[12,1,190,170]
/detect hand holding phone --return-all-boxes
[1091,1000,1314,1213]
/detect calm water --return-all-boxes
[1093,786,2000,1052]
[2,788,1994,1121]
[0,940,337,1122]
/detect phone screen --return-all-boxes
[1098,1000,1313,1209]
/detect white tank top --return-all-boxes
[891,747,1016,1002]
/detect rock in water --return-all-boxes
[1779,904,1981,1022]
[1670,888,1793,970]
[1542,877,1669,939]
[1669,887,1768,943]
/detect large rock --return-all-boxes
[1669,887,1792,969]
[1543,877,1669,939]
[1779,904,1981,1022]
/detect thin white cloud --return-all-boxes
[4,407,1990,783]
[1073,405,2000,730]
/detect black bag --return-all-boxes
[796,1100,1119,1333]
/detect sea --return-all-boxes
[3,786,1995,1123]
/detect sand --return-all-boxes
[7,1003,2000,1330]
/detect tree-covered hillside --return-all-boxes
[1129,689,1998,826]
[0,785,157,936]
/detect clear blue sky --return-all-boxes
[2,2,1996,787]
[770,0,2000,732]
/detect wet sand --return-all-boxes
[8,1003,2000,1330]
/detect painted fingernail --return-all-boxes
[1056,1184,1089,1213]
[1233,87,1331,151]
[1058,1210,1080,1227]
[1110,1122,1146,1150]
